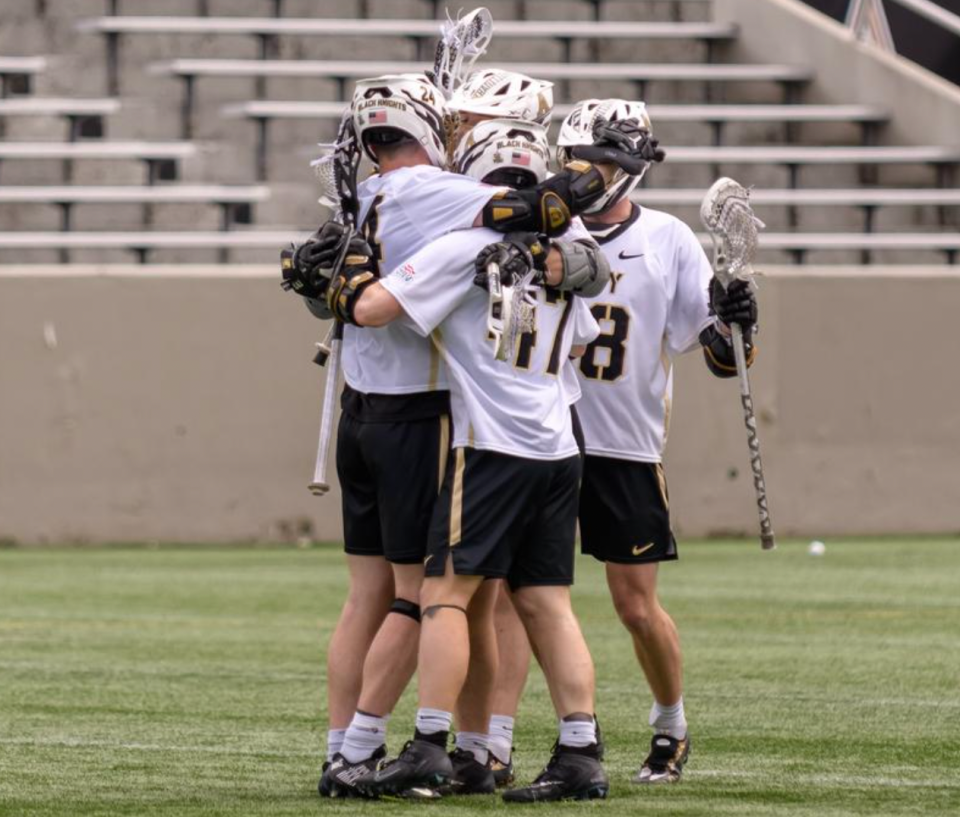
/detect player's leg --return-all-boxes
[356,565,484,798]
[322,413,444,797]
[354,562,423,716]
[336,562,424,772]
[511,584,596,713]
[448,578,500,794]
[501,454,608,803]
[326,554,394,742]
[324,411,393,775]
[606,561,689,783]
[580,456,689,784]
[357,448,536,799]
[486,584,531,785]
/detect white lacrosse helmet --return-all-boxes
[352,73,448,168]
[454,118,550,188]
[557,98,655,214]
[450,69,554,126]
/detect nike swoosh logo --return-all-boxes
[632,542,656,556]
[618,250,645,260]
[423,554,434,567]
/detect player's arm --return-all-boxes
[280,221,366,320]
[323,243,399,327]
[475,129,663,238]
[700,279,759,378]
[330,232,477,333]
[473,233,610,297]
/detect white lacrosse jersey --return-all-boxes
[343,164,503,395]
[576,205,715,462]
[380,228,600,460]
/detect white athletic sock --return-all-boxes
[415,707,453,737]
[326,728,346,762]
[649,697,687,740]
[455,731,489,765]
[487,714,515,764]
[340,711,389,764]
[558,716,597,749]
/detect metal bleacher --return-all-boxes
[0,0,957,265]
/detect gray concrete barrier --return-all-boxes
[1,264,958,543]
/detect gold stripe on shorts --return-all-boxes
[450,448,465,546]
[437,415,450,494]
[655,463,670,511]
[429,328,443,391]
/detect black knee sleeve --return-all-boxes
[389,598,421,623]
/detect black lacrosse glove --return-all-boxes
[281,221,364,299]
[473,233,549,291]
[570,117,666,176]
[326,239,377,325]
[710,278,758,340]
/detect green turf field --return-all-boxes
[1,539,958,816]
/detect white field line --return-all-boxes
[0,736,314,758]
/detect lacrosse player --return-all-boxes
[318,117,615,801]
[282,74,646,798]
[485,99,760,785]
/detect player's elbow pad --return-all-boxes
[554,239,611,297]
[699,324,757,378]
[480,161,607,238]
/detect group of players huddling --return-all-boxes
[281,54,759,803]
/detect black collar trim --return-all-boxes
[582,204,641,245]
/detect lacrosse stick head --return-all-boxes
[486,264,538,362]
[700,177,765,286]
[432,7,494,100]
[311,109,362,227]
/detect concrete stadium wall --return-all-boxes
[714,0,960,148]
[1,265,959,544]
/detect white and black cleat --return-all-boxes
[633,733,690,784]
[318,745,386,798]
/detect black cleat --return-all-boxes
[488,750,515,788]
[318,745,386,798]
[633,733,690,784]
[356,739,452,799]
[437,748,496,795]
[502,744,608,803]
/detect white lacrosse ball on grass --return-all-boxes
[808,540,826,556]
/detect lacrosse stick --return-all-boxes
[306,110,362,497]
[431,7,494,99]
[486,262,538,362]
[700,177,776,551]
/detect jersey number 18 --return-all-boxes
[579,303,630,382]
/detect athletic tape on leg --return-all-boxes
[422,604,468,618]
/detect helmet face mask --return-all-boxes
[453,118,550,188]
[557,98,655,215]
[352,74,449,168]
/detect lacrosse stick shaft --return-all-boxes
[309,335,341,496]
[730,322,776,550]
[486,260,512,362]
